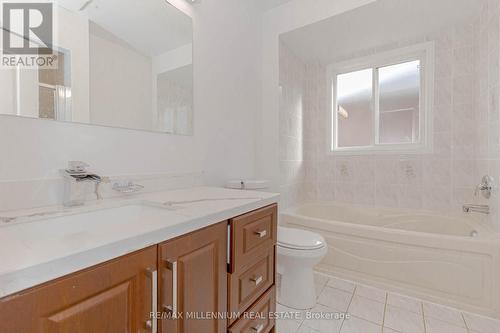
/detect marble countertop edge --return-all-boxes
[0,187,279,299]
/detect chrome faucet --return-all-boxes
[61,161,108,207]
[463,204,490,215]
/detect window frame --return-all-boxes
[327,42,435,155]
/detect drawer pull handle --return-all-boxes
[251,275,263,286]
[251,323,265,333]
[255,230,267,238]
[163,304,173,314]
[165,260,178,318]
[145,268,157,333]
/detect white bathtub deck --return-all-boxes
[276,271,500,333]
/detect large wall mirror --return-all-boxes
[1,0,193,135]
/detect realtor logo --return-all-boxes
[2,2,53,54]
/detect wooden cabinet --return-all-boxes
[0,246,157,333]
[158,222,227,333]
[228,204,277,329]
[0,204,278,333]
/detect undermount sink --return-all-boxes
[0,203,188,274]
[3,203,182,228]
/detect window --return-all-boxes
[329,43,434,154]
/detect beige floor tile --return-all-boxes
[277,303,307,323]
[303,271,500,333]
[317,286,353,311]
[386,293,422,314]
[327,277,356,293]
[463,312,500,333]
[314,272,330,296]
[384,305,425,333]
[355,284,387,303]
[348,295,385,325]
[340,316,382,333]
[425,317,467,333]
[296,325,321,333]
[276,318,302,333]
[301,304,344,333]
[423,302,465,327]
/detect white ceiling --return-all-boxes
[280,0,484,65]
[258,0,293,11]
[56,0,192,56]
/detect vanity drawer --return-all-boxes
[229,204,277,273]
[228,247,274,323]
[228,286,276,333]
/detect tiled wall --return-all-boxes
[279,3,500,230]
[278,41,306,208]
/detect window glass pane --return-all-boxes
[336,68,373,148]
[378,60,420,144]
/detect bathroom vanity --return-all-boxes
[0,187,278,333]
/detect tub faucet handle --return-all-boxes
[475,175,494,199]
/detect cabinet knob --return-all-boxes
[254,230,267,238]
[251,323,265,333]
[251,275,263,286]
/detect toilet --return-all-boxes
[277,226,327,310]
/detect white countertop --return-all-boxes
[0,187,279,299]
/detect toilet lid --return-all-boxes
[278,226,325,250]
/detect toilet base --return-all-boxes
[277,266,317,309]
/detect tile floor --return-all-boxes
[275,271,500,333]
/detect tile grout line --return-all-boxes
[381,292,388,332]
[314,271,500,332]
[316,276,329,300]
[421,302,427,333]
[338,285,357,333]
[461,312,471,333]
[296,275,331,333]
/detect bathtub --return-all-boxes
[280,202,500,318]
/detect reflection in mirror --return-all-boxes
[157,64,193,135]
[0,0,193,135]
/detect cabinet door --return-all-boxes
[0,246,157,333]
[158,222,227,333]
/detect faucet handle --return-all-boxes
[475,175,494,199]
[474,184,483,197]
[67,161,90,173]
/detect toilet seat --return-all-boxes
[277,226,325,251]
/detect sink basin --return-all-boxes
[7,203,187,240]
[0,203,187,274]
